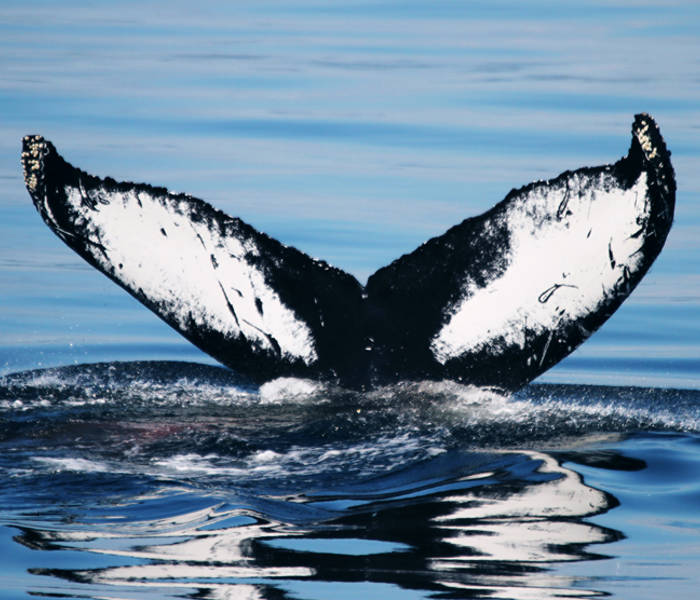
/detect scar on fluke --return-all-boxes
[538,283,578,304]
[22,114,675,390]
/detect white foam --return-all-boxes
[250,449,284,464]
[33,456,111,473]
[148,430,446,482]
[258,377,327,404]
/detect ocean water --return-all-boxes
[1,1,699,599]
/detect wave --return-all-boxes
[0,360,696,496]
[1,359,698,425]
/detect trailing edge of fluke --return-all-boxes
[22,114,675,390]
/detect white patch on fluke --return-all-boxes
[65,186,318,365]
[431,172,649,363]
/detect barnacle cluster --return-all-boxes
[21,134,46,193]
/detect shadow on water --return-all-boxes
[1,361,699,599]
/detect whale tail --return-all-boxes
[21,135,368,383]
[365,114,675,387]
[22,114,675,390]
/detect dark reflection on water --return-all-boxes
[4,361,698,599]
[10,450,620,600]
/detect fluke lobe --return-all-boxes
[22,114,675,390]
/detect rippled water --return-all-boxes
[1,362,699,599]
[2,370,698,600]
[1,1,700,599]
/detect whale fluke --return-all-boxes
[22,114,675,390]
[365,114,675,388]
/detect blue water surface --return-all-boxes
[1,1,699,599]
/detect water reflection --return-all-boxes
[14,448,620,599]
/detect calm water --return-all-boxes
[1,1,699,599]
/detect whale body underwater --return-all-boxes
[21,114,675,390]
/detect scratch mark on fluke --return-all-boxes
[538,283,579,304]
